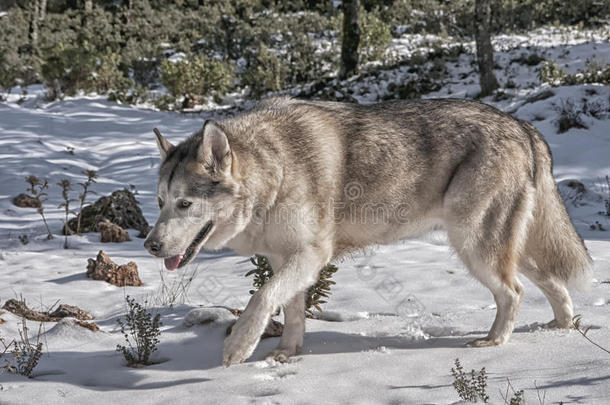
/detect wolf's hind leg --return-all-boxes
[464,262,524,347]
[519,258,574,328]
[444,185,533,347]
[447,242,524,347]
[266,291,306,362]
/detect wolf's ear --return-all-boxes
[199,120,232,175]
[153,128,174,161]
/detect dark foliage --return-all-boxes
[116,296,162,366]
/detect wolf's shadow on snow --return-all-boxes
[31,319,475,391]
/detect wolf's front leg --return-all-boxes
[223,249,326,367]
[266,291,305,362]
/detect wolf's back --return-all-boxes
[522,121,593,289]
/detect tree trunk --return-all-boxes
[28,0,40,54]
[474,0,499,97]
[39,0,47,21]
[340,0,360,80]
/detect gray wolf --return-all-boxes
[144,97,592,366]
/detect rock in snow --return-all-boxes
[86,250,142,287]
[184,307,284,339]
[183,307,237,327]
[12,193,41,208]
[98,220,131,243]
[2,299,92,322]
[64,189,150,237]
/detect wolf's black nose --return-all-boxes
[144,240,163,255]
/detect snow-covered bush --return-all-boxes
[116,296,162,367]
[1,320,44,378]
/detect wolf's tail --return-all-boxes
[522,121,593,290]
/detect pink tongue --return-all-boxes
[164,253,184,271]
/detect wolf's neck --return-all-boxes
[234,145,283,212]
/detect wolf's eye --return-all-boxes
[178,200,192,209]
[158,197,164,209]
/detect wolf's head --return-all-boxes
[144,121,245,270]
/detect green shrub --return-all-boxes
[116,296,162,367]
[359,9,392,64]
[305,263,338,316]
[41,41,130,99]
[0,7,35,87]
[108,85,149,105]
[242,43,286,98]
[93,49,132,94]
[160,55,233,108]
[246,255,339,315]
[538,60,567,86]
[2,0,610,105]
[245,255,274,295]
[372,0,609,37]
[451,358,490,403]
[492,0,609,31]
[331,8,391,66]
[243,28,336,98]
[131,58,159,88]
[385,75,442,100]
[287,33,334,84]
[0,54,19,97]
[151,93,178,111]
[539,58,610,87]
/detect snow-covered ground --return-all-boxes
[1,27,609,404]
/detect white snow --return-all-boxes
[0,27,609,404]
[167,52,186,63]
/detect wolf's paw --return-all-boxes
[222,316,263,367]
[545,319,574,329]
[265,347,300,363]
[465,337,504,347]
[223,333,255,367]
